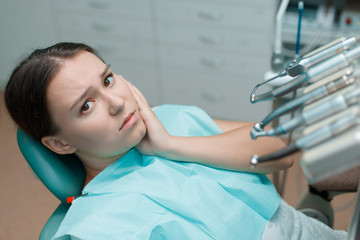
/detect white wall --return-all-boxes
[0,0,56,88]
[0,0,275,121]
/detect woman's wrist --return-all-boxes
[155,136,185,161]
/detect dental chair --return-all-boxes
[295,166,360,227]
[17,129,86,240]
[17,127,360,239]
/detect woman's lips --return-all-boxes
[119,112,137,131]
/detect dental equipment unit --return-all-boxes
[251,70,356,134]
[301,112,360,184]
[250,105,360,168]
[248,2,360,233]
[251,85,360,139]
[250,36,360,104]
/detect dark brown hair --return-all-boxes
[5,42,103,140]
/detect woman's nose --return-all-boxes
[106,93,125,115]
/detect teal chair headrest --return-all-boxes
[17,129,86,202]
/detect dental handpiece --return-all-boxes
[250,41,360,103]
[251,86,360,139]
[252,73,357,133]
[296,111,359,149]
[250,110,360,165]
[261,36,359,90]
[285,35,360,77]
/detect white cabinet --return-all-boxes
[154,0,276,120]
[49,0,276,121]
[154,0,272,31]
[50,0,161,105]
[0,0,56,88]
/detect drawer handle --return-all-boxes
[91,22,113,32]
[94,44,113,53]
[199,57,225,68]
[197,10,224,20]
[198,34,225,45]
[88,0,112,9]
[201,91,225,103]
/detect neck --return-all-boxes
[83,165,104,186]
[77,151,128,186]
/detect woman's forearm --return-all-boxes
[163,124,293,174]
[129,82,293,174]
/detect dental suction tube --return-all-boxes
[250,39,360,103]
[251,86,360,139]
[252,73,356,133]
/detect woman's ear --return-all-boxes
[41,136,77,155]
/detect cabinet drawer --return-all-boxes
[111,61,161,106]
[157,23,271,54]
[92,40,156,65]
[159,47,270,78]
[155,0,274,31]
[54,14,153,42]
[58,35,156,64]
[161,69,271,121]
[51,0,151,20]
[158,0,273,8]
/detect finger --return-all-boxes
[130,83,148,104]
[128,82,155,121]
[128,81,145,104]
[128,82,141,102]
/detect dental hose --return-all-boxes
[250,143,299,165]
[251,85,360,139]
[295,1,303,58]
[250,111,359,166]
[251,42,360,103]
[253,74,356,132]
[254,84,326,132]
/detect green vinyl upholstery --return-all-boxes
[17,129,86,240]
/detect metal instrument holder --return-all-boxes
[347,182,360,240]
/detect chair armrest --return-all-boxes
[40,202,70,240]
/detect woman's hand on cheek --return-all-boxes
[128,82,173,156]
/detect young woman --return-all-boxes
[5,43,346,239]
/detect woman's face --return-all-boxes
[45,51,146,160]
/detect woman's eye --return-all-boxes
[104,74,113,87]
[81,99,94,112]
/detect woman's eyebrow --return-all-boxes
[100,64,111,78]
[69,64,110,112]
[70,86,93,112]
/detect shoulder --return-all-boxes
[152,104,203,115]
[152,104,208,122]
[152,104,222,136]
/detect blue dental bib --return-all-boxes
[53,105,280,240]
